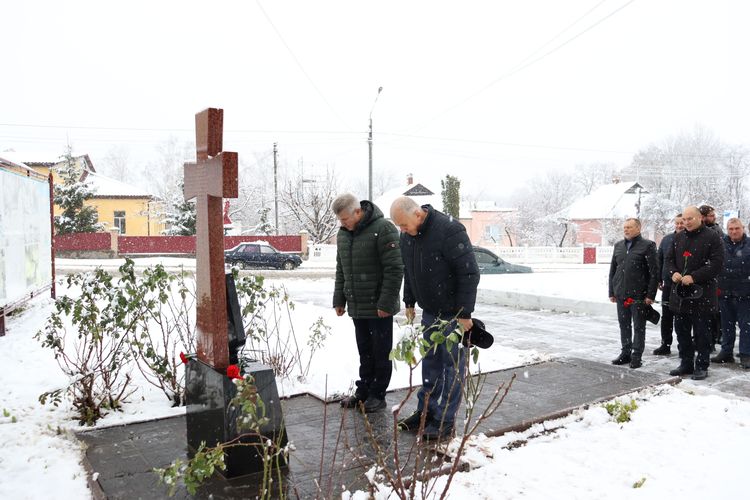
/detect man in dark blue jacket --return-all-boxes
[608,218,659,369]
[713,218,750,369]
[390,197,480,440]
[654,214,684,355]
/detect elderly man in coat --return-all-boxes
[664,206,725,380]
[713,217,750,369]
[608,218,659,369]
[333,193,403,412]
[390,197,480,440]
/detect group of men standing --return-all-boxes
[609,204,750,381]
[331,194,480,440]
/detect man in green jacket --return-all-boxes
[333,193,403,412]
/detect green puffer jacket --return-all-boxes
[333,201,403,318]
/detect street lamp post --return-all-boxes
[368,86,383,201]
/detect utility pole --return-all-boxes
[368,86,383,201]
[273,142,279,235]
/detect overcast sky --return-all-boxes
[2,0,748,199]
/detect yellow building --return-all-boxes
[2,151,164,236]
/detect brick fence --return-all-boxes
[55,232,308,257]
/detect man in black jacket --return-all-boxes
[608,218,659,369]
[390,197,480,440]
[664,206,724,380]
[653,213,684,355]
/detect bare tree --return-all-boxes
[99,145,132,182]
[280,168,339,243]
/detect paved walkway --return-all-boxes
[79,357,676,499]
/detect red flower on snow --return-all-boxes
[624,297,635,308]
[226,364,242,380]
[683,251,692,258]
[179,352,189,364]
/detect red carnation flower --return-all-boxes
[683,251,692,257]
[624,297,635,307]
[179,352,188,364]
[226,364,242,380]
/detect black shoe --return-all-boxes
[629,358,642,369]
[669,364,694,376]
[691,369,708,380]
[361,396,386,413]
[611,353,631,365]
[422,420,454,441]
[340,394,366,408]
[398,410,431,431]
[710,351,735,364]
[740,355,750,369]
[652,344,671,356]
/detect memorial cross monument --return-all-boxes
[183,107,238,370]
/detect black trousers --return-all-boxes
[352,317,393,400]
[674,312,712,371]
[660,286,675,346]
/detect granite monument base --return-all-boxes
[185,358,287,478]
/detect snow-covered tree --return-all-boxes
[280,168,339,243]
[161,183,196,236]
[53,146,104,234]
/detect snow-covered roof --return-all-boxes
[0,150,64,166]
[373,180,473,219]
[555,182,648,220]
[84,171,155,198]
[466,200,516,212]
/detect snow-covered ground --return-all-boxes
[1,260,747,499]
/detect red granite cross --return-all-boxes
[184,108,238,370]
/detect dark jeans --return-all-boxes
[719,296,750,356]
[416,311,467,426]
[352,317,393,400]
[616,299,647,358]
[674,312,712,370]
[660,286,675,346]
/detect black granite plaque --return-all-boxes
[185,358,287,478]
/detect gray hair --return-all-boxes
[727,217,743,227]
[390,196,419,217]
[332,193,360,215]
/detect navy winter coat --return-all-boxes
[400,205,480,319]
[718,234,750,298]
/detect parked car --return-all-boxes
[473,247,532,274]
[224,242,302,270]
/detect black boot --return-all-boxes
[740,355,750,369]
[710,351,735,364]
[629,356,642,369]
[611,352,631,365]
[669,362,694,376]
[652,344,671,356]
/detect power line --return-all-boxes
[255,0,351,131]
[407,0,638,134]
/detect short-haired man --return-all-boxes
[653,213,684,355]
[332,193,403,412]
[713,218,750,369]
[664,206,724,380]
[390,197,480,440]
[700,204,724,348]
[608,218,659,369]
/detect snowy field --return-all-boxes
[1,259,748,499]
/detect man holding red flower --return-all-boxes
[608,218,659,369]
[664,205,724,380]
